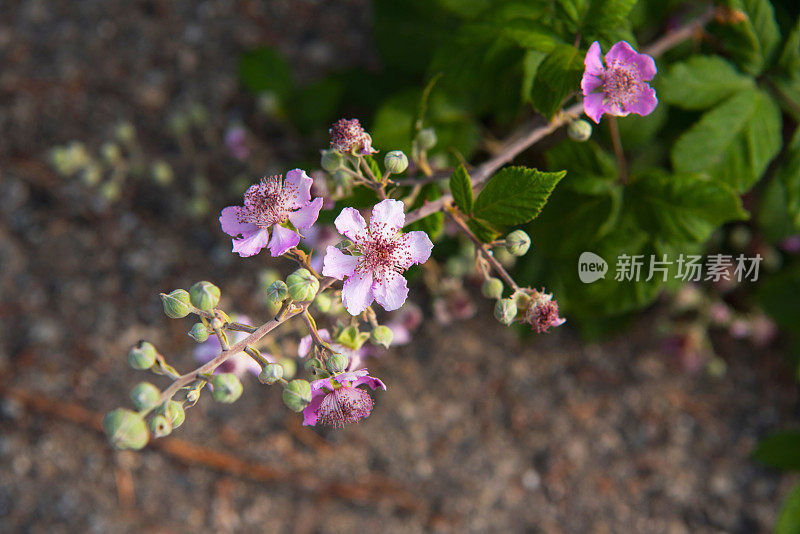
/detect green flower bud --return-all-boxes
[150,414,172,438]
[130,382,161,410]
[267,280,289,305]
[258,363,284,385]
[567,119,593,142]
[278,358,297,380]
[494,298,518,325]
[160,400,186,429]
[282,379,312,412]
[128,341,157,370]
[369,325,394,349]
[506,230,531,256]
[103,408,149,450]
[211,373,243,403]
[304,357,324,374]
[416,128,437,151]
[161,289,192,319]
[286,268,319,302]
[327,353,349,374]
[189,281,220,312]
[188,323,210,343]
[512,290,532,311]
[384,150,408,174]
[320,149,344,172]
[336,325,369,350]
[481,277,504,300]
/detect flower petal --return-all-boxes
[604,41,637,66]
[335,207,368,241]
[584,41,605,76]
[220,206,257,237]
[289,197,323,229]
[352,375,387,391]
[581,72,603,96]
[268,225,300,257]
[406,231,433,266]
[583,92,605,124]
[298,329,331,357]
[284,168,313,206]
[628,84,658,116]
[232,228,271,257]
[301,391,325,426]
[342,269,374,315]
[373,270,409,312]
[322,245,359,279]
[633,52,657,81]
[370,199,405,240]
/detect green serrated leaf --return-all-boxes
[362,154,382,180]
[238,47,293,97]
[449,164,474,214]
[530,44,584,118]
[753,431,800,471]
[671,89,782,192]
[582,0,638,43]
[713,0,780,75]
[776,482,800,534]
[407,183,445,239]
[466,217,500,243]
[473,166,565,226]
[627,171,748,244]
[658,56,754,110]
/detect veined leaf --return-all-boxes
[449,164,474,214]
[530,44,584,119]
[473,166,565,225]
[713,0,780,75]
[658,56,754,110]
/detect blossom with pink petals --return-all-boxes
[219,169,323,257]
[302,369,386,427]
[194,316,265,377]
[524,292,566,333]
[329,118,377,155]
[581,41,657,124]
[322,199,433,315]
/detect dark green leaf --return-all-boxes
[778,16,800,76]
[713,0,780,75]
[627,171,748,244]
[473,166,566,225]
[776,482,800,534]
[449,164,474,214]
[362,154,382,180]
[530,44,584,118]
[753,431,800,471]
[238,47,293,97]
[521,49,547,103]
[467,217,500,243]
[406,183,444,239]
[671,89,782,192]
[658,56,754,110]
[582,0,638,43]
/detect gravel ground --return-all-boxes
[1,1,798,533]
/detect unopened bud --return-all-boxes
[506,230,531,256]
[568,119,592,142]
[189,281,220,312]
[150,414,172,438]
[282,379,312,412]
[327,354,349,374]
[104,409,149,450]
[494,298,518,325]
[369,325,394,348]
[267,280,289,305]
[384,150,408,174]
[336,325,368,349]
[160,400,185,429]
[286,268,319,302]
[279,358,297,380]
[258,363,284,385]
[512,290,532,311]
[188,323,210,343]
[481,277,504,299]
[212,373,243,403]
[416,128,437,151]
[320,149,344,172]
[130,382,160,410]
[128,341,157,370]
[161,289,192,319]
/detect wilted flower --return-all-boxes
[524,292,565,333]
[582,41,657,124]
[297,328,367,371]
[302,369,386,427]
[220,169,323,257]
[323,199,433,315]
[329,118,377,155]
[194,315,264,377]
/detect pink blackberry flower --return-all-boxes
[302,369,386,427]
[581,41,657,124]
[329,118,377,155]
[297,328,367,371]
[524,292,566,333]
[219,169,323,257]
[322,199,433,315]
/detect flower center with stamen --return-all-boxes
[238,175,299,228]
[354,228,413,285]
[317,386,374,428]
[604,62,641,107]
